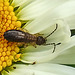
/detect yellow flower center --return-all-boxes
[0,0,21,71]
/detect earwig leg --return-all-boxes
[35,33,44,36]
[23,28,29,32]
[17,28,28,32]
[44,43,61,53]
[17,42,29,48]
[31,42,37,48]
[17,42,25,47]
[17,28,22,30]
[45,43,56,53]
[34,45,37,48]
[24,43,29,48]
[32,61,36,65]
[52,43,56,53]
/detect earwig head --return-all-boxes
[36,36,46,45]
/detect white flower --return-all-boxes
[1,63,75,75]
[14,0,75,29]
[0,0,75,75]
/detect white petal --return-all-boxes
[40,20,71,43]
[24,0,75,29]
[28,63,75,75]
[2,64,75,75]
[50,46,75,64]
[25,18,55,34]
[17,0,68,20]
[11,0,28,7]
[64,15,75,29]
[21,11,71,64]
[50,36,75,64]
[49,1,75,19]
[2,65,34,75]
[20,36,75,63]
[45,0,75,29]
[25,19,71,43]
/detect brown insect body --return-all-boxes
[4,30,46,45]
[4,24,60,53]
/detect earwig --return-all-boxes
[3,24,61,53]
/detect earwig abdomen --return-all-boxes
[24,32,37,43]
[4,30,37,43]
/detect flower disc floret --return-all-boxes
[0,0,22,71]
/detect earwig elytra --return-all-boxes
[4,24,61,53]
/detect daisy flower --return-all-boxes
[0,0,59,71]
[0,0,75,75]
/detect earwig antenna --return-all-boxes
[45,43,56,53]
[45,24,58,39]
[44,43,61,53]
